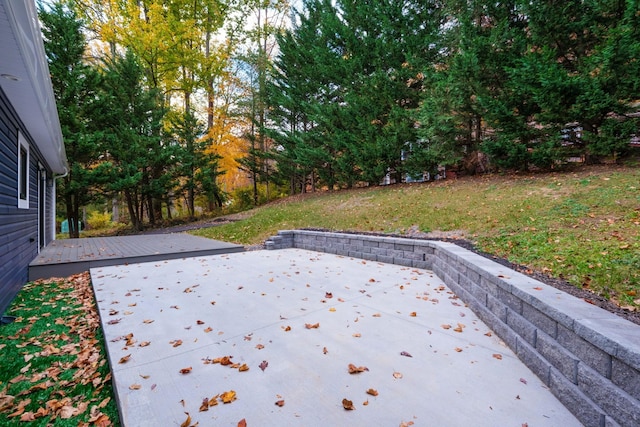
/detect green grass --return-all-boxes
[0,275,119,426]
[192,166,640,310]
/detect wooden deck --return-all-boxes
[29,234,243,280]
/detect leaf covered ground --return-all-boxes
[0,273,119,426]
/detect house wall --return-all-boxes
[0,87,53,315]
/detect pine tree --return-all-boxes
[39,1,102,238]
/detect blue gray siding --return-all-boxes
[0,87,54,315]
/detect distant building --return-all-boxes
[0,1,68,315]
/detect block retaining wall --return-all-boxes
[265,230,640,427]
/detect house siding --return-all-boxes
[0,87,50,315]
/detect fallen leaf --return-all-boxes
[259,360,268,371]
[484,332,493,337]
[238,364,250,372]
[199,398,209,412]
[204,327,213,333]
[197,320,205,325]
[171,339,183,348]
[453,323,465,333]
[329,307,336,312]
[493,354,503,360]
[139,341,151,347]
[143,319,154,324]
[409,312,417,317]
[107,318,121,325]
[372,313,381,317]
[180,412,191,427]
[180,367,192,374]
[305,323,320,329]
[118,354,131,364]
[520,378,528,385]
[352,333,361,338]
[342,398,355,410]
[498,274,511,279]
[323,347,328,354]
[283,325,291,332]
[363,399,369,406]
[325,292,333,298]
[400,351,412,357]
[366,388,379,396]
[129,384,141,390]
[256,344,265,350]
[393,371,403,379]
[275,400,285,407]
[238,419,247,427]
[441,324,451,330]
[454,347,463,352]
[348,363,369,374]
[220,390,236,404]
[533,287,543,291]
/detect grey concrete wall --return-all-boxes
[266,230,640,427]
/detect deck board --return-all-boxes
[29,234,243,280]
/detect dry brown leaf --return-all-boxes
[180,412,192,427]
[441,324,451,330]
[372,313,381,317]
[220,390,237,404]
[363,400,369,406]
[400,351,412,357]
[392,371,403,379]
[180,367,192,374]
[143,319,154,324]
[366,388,379,396]
[323,347,328,354]
[204,327,213,333]
[129,384,141,390]
[118,354,131,364]
[305,323,320,329]
[348,363,369,374]
[238,419,247,427]
[197,320,205,325]
[484,331,493,337]
[259,360,268,371]
[199,398,209,412]
[342,398,355,410]
[139,341,151,347]
[454,347,463,352]
[409,312,417,317]
[329,307,336,312]
[256,344,265,350]
[325,292,333,298]
[275,400,285,407]
[493,354,503,360]
[283,325,292,332]
[352,333,361,338]
[238,364,249,372]
[171,339,183,348]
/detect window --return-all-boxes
[18,133,29,209]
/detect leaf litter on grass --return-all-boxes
[0,273,119,426]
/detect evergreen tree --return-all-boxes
[39,1,102,238]
[93,51,166,231]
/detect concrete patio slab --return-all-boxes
[91,249,581,427]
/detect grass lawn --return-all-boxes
[0,274,119,426]
[193,165,640,310]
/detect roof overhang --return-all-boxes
[0,0,67,175]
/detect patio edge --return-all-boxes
[265,229,640,427]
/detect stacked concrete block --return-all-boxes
[265,229,640,426]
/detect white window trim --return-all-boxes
[18,132,30,209]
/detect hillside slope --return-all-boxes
[192,165,640,320]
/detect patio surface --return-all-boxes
[29,234,243,280]
[90,249,581,427]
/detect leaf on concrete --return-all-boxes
[118,354,131,364]
[348,364,369,374]
[220,390,236,404]
[305,323,320,329]
[366,389,379,396]
[180,367,192,374]
[259,360,268,371]
[342,398,355,410]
